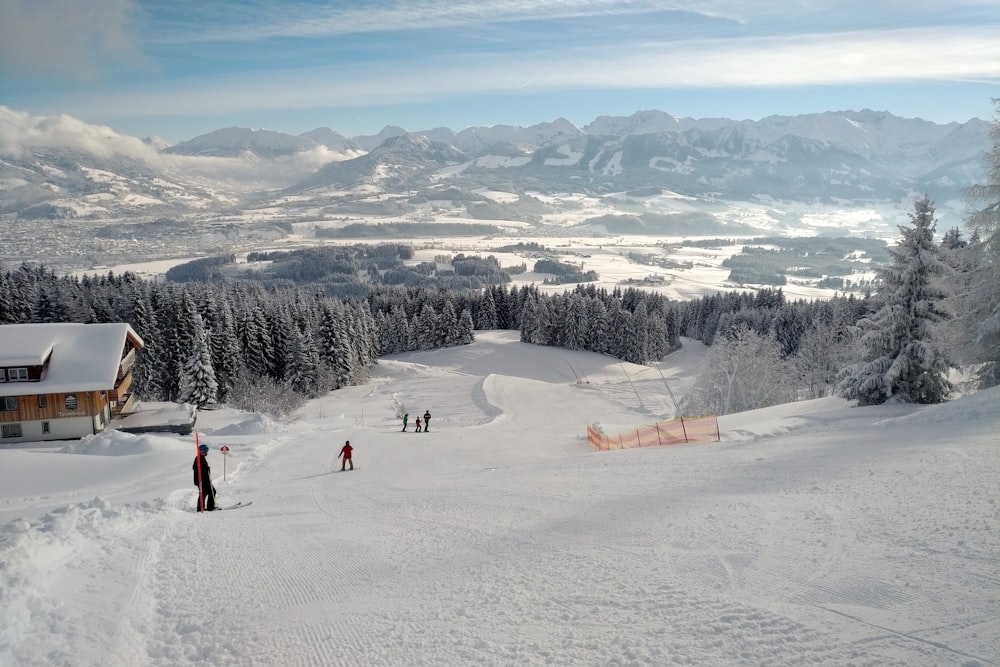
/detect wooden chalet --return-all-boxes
[0,323,144,443]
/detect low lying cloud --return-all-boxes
[0,106,358,189]
[0,106,159,162]
[164,145,359,190]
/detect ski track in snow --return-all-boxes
[1,332,998,666]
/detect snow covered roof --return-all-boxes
[0,323,144,397]
[0,340,55,367]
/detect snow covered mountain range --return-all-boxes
[164,126,363,158]
[0,106,989,224]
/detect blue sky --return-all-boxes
[1,0,998,142]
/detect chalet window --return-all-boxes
[42,421,50,434]
[38,395,47,409]
[1,423,22,439]
[2,397,16,412]
[8,368,28,381]
[0,369,5,382]
[65,394,78,410]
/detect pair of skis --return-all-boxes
[196,500,252,512]
[215,500,252,510]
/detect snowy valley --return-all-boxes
[0,106,988,277]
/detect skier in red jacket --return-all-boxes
[339,440,354,471]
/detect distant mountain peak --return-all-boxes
[287,132,466,193]
[298,127,362,153]
[584,109,682,136]
[162,126,315,158]
[352,126,409,151]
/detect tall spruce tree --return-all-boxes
[438,299,460,346]
[318,301,352,388]
[353,301,379,368]
[519,294,544,345]
[476,288,499,330]
[837,196,953,405]
[212,302,241,402]
[130,284,163,400]
[247,306,275,377]
[457,308,475,345]
[284,323,319,396]
[10,267,35,323]
[414,302,439,350]
[585,298,610,355]
[32,285,69,322]
[178,312,219,408]
[554,294,583,351]
[269,305,297,383]
[961,99,1000,387]
[378,304,409,354]
[155,288,183,401]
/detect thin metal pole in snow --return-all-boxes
[620,363,645,409]
[565,360,581,383]
[653,362,681,416]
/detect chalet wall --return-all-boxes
[0,391,106,423]
[0,391,110,443]
[23,416,98,443]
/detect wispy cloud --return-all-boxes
[3,1,997,136]
[0,0,146,80]
[559,27,1000,88]
[151,1,707,43]
[54,25,1000,120]
[148,0,996,43]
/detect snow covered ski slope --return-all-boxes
[1,332,997,666]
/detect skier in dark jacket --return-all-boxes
[423,410,432,432]
[339,440,354,471]
[193,444,216,511]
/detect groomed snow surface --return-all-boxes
[1,331,997,667]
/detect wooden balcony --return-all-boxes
[112,392,137,417]
[117,348,136,380]
[110,371,133,403]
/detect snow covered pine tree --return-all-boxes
[837,196,953,405]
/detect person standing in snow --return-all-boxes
[414,417,422,432]
[193,444,216,511]
[402,413,409,432]
[339,440,354,471]
[423,410,432,432]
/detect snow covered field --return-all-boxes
[1,331,997,666]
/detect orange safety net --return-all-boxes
[588,415,720,450]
